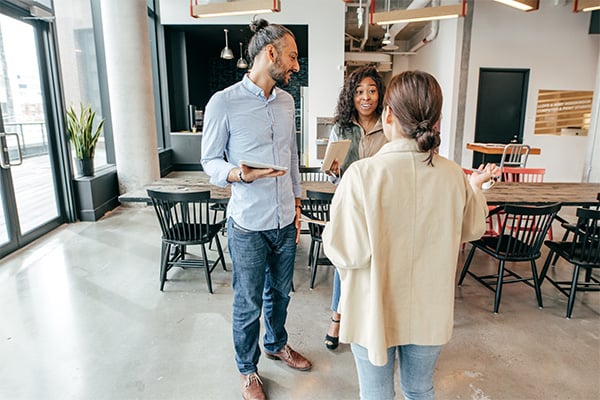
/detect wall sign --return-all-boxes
[534,90,593,135]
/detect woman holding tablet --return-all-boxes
[323,65,387,351]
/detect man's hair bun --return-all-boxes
[249,18,269,33]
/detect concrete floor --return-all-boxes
[0,205,598,400]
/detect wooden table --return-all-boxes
[119,172,599,208]
[466,142,541,155]
[483,182,600,207]
[118,172,337,204]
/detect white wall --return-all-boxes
[463,1,599,182]
[408,18,463,159]
[157,0,345,167]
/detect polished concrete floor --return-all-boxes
[0,205,598,400]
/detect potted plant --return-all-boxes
[66,103,105,177]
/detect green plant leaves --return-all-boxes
[66,103,104,159]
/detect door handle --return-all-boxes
[0,132,23,169]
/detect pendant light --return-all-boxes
[220,29,234,60]
[237,42,248,69]
[380,0,398,51]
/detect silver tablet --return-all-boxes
[239,160,288,171]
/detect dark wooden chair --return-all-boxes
[458,203,561,313]
[304,189,334,289]
[539,207,600,319]
[209,199,228,249]
[147,189,227,293]
[549,193,600,268]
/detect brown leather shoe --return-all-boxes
[240,372,266,400]
[265,344,312,371]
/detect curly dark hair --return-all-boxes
[334,65,386,130]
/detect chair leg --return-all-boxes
[551,230,571,268]
[214,234,227,271]
[539,248,555,284]
[494,260,506,314]
[310,242,321,289]
[160,242,170,291]
[584,268,592,285]
[308,239,315,268]
[530,260,543,309]
[200,243,213,294]
[458,245,476,286]
[566,264,581,319]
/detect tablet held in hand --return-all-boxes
[239,160,288,171]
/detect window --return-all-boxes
[54,0,109,169]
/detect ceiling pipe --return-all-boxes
[360,0,371,51]
[390,0,440,48]
[388,0,432,40]
[409,19,439,52]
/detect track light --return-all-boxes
[372,2,467,25]
[493,0,539,11]
[191,0,280,18]
[573,0,600,12]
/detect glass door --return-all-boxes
[0,12,62,257]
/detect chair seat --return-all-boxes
[164,222,224,245]
[473,235,540,261]
[544,240,600,269]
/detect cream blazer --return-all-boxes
[322,138,488,366]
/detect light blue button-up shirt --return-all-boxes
[201,74,301,231]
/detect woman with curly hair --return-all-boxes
[324,65,387,351]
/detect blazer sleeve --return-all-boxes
[460,175,489,243]
[322,166,372,270]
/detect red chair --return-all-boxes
[500,167,553,239]
[502,167,545,183]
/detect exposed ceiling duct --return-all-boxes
[345,0,440,54]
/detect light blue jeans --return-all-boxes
[351,343,442,400]
[228,218,297,375]
[331,268,341,312]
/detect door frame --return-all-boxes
[472,67,530,167]
[0,2,75,258]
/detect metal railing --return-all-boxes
[4,121,48,158]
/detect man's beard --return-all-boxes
[270,57,290,87]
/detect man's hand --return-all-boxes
[237,165,287,183]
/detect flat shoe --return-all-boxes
[265,344,312,371]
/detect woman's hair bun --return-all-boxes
[250,18,269,33]
[414,120,431,136]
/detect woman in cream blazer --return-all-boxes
[322,70,498,400]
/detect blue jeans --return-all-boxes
[351,343,442,400]
[331,268,341,312]
[228,218,297,375]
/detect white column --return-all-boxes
[583,49,600,183]
[100,0,160,193]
